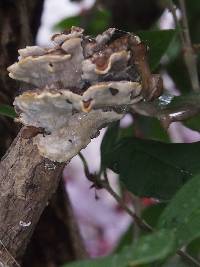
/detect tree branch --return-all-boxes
[0,105,121,267]
[102,170,152,231]
[0,128,65,266]
[22,179,88,267]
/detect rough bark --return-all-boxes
[0,127,88,267]
[0,128,65,266]
[22,181,87,267]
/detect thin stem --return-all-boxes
[168,0,200,92]
[193,44,200,53]
[177,250,200,267]
[179,0,191,46]
[168,0,184,43]
[131,195,142,243]
[178,0,200,92]
[78,152,91,178]
[103,170,152,232]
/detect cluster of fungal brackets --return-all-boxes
[8,27,162,162]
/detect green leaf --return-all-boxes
[167,54,192,94]
[158,173,200,248]
[63,230,175,267]
[100,122,134,170]
[103,137,200,200]
[184,114,200,132]
[86,9,111,35]
[101,115,169,172]
[187,237,200,259]
[142,203,167,228]
[125,230,175,266]
[54,16,81,31]
[0,104,16,118]
[138,30,176,71]
[132,116,170,142]
[164,34,181,63]
[101,122,120,169]
[54,9,111,35]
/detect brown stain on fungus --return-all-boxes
[109,87,119,96]
[82,99,93,112]
[21,126,46,139]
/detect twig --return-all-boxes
[79,152,152,231]
[78,152,90,178]
[193,44,200,53]
[78,153,153,232]
[78,152,200,267]
[177,250,200,267]
[179,0,192,49]
[168,0,200,92]
[103,170,152,232]
[104,182,153,230]
[179,0,200,92]
[168,0,184,43]
[131,195,142,243]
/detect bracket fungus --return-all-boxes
[8,27,163,162]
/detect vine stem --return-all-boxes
[177,250,200,267]
[102,170,152,232]
[168,0,184,43]
[78,152,200,267]
[168,0,200,92]
[179,0,200,92]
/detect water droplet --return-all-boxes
[44,163,56,170]
[19,221,31,227]
[158,94,174,106]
